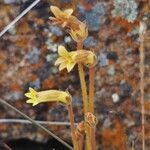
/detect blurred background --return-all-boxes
[0,0,150,149]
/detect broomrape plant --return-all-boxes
[25,5,97,150]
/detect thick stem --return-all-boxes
[67,100,79,150]
[78,63,89,113]
[77,42,91,150]
[139,22,145,150]
[77,42,89,113]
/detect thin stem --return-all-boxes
[77,42,91,150]
[0,98,73,150]
[0,119,77,126]
[78,135,84,150]
[0,0,41,37]
[139,21,146,150]
[89,66,96,150]
[67,100,79,150]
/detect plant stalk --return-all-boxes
[77,42,91,150]
[67,100,79,150]
[89,67,96,150]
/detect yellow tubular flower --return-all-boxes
[49,5,73,27]
[25,87,71,106]
[55,46,97,72]
[69,23,88,42]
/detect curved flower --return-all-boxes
[49,5,73,27]
[25,87,71,106]
[69,23,88,42]
[55,46,97,72]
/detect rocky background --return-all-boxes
[0,0,150,150]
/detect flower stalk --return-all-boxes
[77,42,91,150]
[75,122,85,150]
[89,67,96,150]
[67,97,79,150]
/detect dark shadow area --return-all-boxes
[6,138,71,150]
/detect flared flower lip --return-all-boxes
[55,45,76,72]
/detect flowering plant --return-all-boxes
[25,5,97,150]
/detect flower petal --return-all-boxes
[64,9,73,18]
[58,45,69,57]
[59,62,67,71]
[25,93,33,98]
[66,62,76,72]
[26,99,39,106]
[55,57,66,66]
[70,51,77,61]
[50,6,62,18]
[29,87,37,94]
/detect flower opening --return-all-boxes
[55,45,77,72]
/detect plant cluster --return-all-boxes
[25,5,97,150]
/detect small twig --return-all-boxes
[0,0,41,38]
[139,21,146,150]
[0,98,73,150]
[0,119,77,126]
